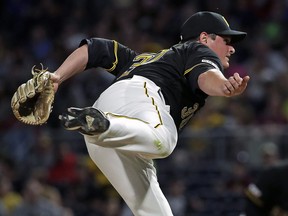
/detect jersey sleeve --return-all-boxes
[79,38,137,76]
[184,43,223,94]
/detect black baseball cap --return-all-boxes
[180,11,247,44]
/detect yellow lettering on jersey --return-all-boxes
[117,49,169,80]
[179,104,199,129]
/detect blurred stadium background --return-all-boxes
[1,0,288,215]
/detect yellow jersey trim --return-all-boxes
[106,40,119,72]
[184,63,206,75]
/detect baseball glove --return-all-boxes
[11,64,54,125]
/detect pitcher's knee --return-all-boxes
[153,139,175,158]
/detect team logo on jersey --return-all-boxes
[201,59,220,71]
[179,104,199,129]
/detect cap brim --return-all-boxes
[217,30,247,44]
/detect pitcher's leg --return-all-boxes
[85,141,174,216]
[85,113,177,159]
[88,77,178,159]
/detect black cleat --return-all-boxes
[59,107,110,135]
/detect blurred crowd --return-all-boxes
[2,0,288,215]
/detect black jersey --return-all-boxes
[80,38,223,131]
[245,161,288,216]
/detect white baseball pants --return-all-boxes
[84,75,178,216]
